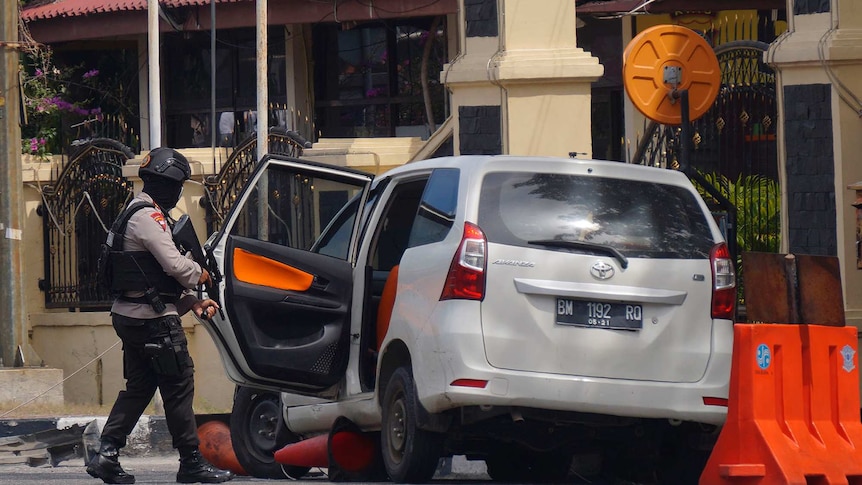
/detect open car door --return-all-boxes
[204,155,372,394]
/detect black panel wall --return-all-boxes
[793,0,830,15]
[465,0,498,37]
[459,106,502,155]
[784,84,836,256]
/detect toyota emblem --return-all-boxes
[590,261,615,280]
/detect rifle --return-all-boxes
[172,215,225,319]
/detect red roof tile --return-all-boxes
[21,0,246,21]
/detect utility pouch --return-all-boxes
[143,337,182,376]
[144,287,167,313]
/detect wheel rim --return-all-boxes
[248,396,280,461]
[387,391,407,464]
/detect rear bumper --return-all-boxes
[420,366,730,425]
[408,303,732,426]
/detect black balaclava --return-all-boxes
[142,174,184,211]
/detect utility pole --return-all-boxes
[0,2,29,367]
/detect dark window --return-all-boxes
[478,172,715,259]
[162,27,288,148]
[228,164,365,257]
[312,17,448,138]
[408,168,459,247]
[371,179,428,271]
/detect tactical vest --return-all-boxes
[105,201,186,297]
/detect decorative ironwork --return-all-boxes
[38,139,135,309]
[632,40,780,312]
[202,128,313,235]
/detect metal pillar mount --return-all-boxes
[0,0,32,367]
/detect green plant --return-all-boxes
[19,57,105,159]
[695,172,781,307]
[697,172,781,253]
[19,4,137,159]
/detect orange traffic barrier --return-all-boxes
[700,324,862,485]
[197,420,247,476]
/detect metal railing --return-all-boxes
[38,139,135,309]
[201,128,313,235]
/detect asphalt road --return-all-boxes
[0,455,500,485]
[0,454,650,484]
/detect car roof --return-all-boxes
[379,155,692,188]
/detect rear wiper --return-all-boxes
[526,239,629,269]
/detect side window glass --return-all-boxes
[312,190,379,259]
[407,168,459,248]
[227,163,366,260]
[370,179,428,271]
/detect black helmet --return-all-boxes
[139,147,191,183]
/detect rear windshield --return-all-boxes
[478,172,715,259]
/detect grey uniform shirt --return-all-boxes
[110,193,203,320]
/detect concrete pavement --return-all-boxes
[0,415,491,480]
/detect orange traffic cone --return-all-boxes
[197,420,247,476]
[274,434,329,468]
[273,416,378,474]
[330,427,376,473]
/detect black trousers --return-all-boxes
[101,314,199,451]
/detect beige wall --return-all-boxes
[18,139,425,410]
[444,0,602,157]
[19,0,604,411]
[768,6,862,330]
[21,155,237,410]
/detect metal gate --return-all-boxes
[632,40,780,311]
[202,128,313,234]
[38,139,135,309]
[633,40,780,256]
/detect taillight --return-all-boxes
[710,243,736,320]
[440,222,486,301]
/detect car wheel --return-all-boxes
[229,386,310,479]
[381,366,443,483]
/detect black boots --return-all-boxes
[177,448,234,483]
[86,441,135,484]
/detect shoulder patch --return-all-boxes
[149,211,167,231]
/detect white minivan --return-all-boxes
[200,154,735,483]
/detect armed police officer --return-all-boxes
[87,147,233,484]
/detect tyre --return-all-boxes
[229,386,310,479]
[380,366,443,483]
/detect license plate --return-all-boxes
[555,298,643,330]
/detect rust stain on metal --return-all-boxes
[742,251,844,326]
[797,254,845,326]
[743,252,793,323]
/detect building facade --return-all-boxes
[14,0,862,410]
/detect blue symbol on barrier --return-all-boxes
[841,345,856,373]
[756,344,771,370]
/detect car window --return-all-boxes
[228,163,366,259]
[370,179,427,270]
[311,190,380,259]
[407,168,459,248]
[478,172,715,259]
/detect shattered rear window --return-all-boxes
[478,172,715,259]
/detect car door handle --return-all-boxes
[310,275,330,290]
[282,294,340,309]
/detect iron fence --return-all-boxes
[202,128,313,235]
[38,139,135,309]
